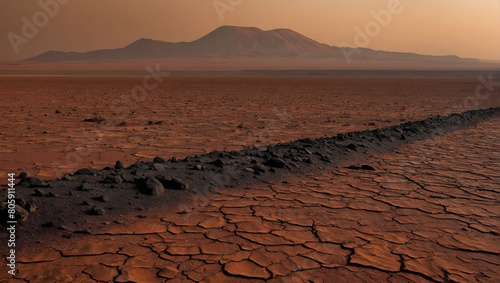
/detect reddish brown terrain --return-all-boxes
[1,71,498,180]
[0,71,499,282]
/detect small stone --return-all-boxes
[18,172,30,179]
[102,175,123,184]
[74,168,101,175]
[18,177,49,188]
[115,161,124,169]
[347,165,361,170]
[156,176,189,190]
[361,165,376,171]
[264,158,286,168]
[138,177,165,195]
[346,143,357,150]
[34,189,49,197]
[153,157,166,163]
[193,164,204,170]
[96,195,109,202]
[170,157,179,163]
[78,182,92,191]
[90,206,105,215]
[62,174,74,181]
[252,164,267,173]
[212,159,224,168]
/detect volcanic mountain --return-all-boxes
[25,26,473,63]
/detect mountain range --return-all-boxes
[26,26,474,63]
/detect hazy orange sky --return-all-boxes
[0,0,499,62]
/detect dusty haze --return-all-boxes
[1,0,499,62]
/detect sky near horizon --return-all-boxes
[0,0,499,62]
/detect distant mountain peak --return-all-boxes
[25,26,470,64]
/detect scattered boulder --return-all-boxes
[211,159,225,168]
[137,177,165,195]
[361,165,376,171]
[34,189,50,197]
[18,172,30,179]
[18,177,49,188]
[153,157,166,163]
[78,182,92,191]
[95,195,109,202]
[347,165,361,170]
[90,206,105,215]
[193,164,204,171]
[62,174,74,181]
[83,117,105,123]
[74,168,101,175]
[101,175,123,184]
[252,164,267,173]
[156,176,188,191]
[115,161,124,169]
[264,158,286,168]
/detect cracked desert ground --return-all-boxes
[0,71,499,282]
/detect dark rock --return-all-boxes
[264,158,286,168]
[346,143,358,150]
[211,159,225,168]
[156,176,188,190]
[101,175,123,184]
[153,163,166,171]
[62,174,74,181]
[361,165,376,171]
[74,168,100,175]
[115,161,124,169]
[96,195,109,202]
[83,117,105,123]
[347,165,361,170]
[34,189,49,197]
[18,177,49,188]
[138,177,165,195]
[90,206,105,215]
[170,157,179,163]
[18,172,30,179]
[117,121,127,127]
[154,157,166,163]
[78,182,92,191]
[193,164,204,170]
[252,164,267,173]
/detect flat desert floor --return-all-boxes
[0,71,498,180]
[0,71,499,282]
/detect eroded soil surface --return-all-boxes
[1,113,499,282]
[1,73,498,180]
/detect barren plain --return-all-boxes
[0,71,499,282]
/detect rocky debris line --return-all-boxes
[1,108,498,228]
[7,114,500,282]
